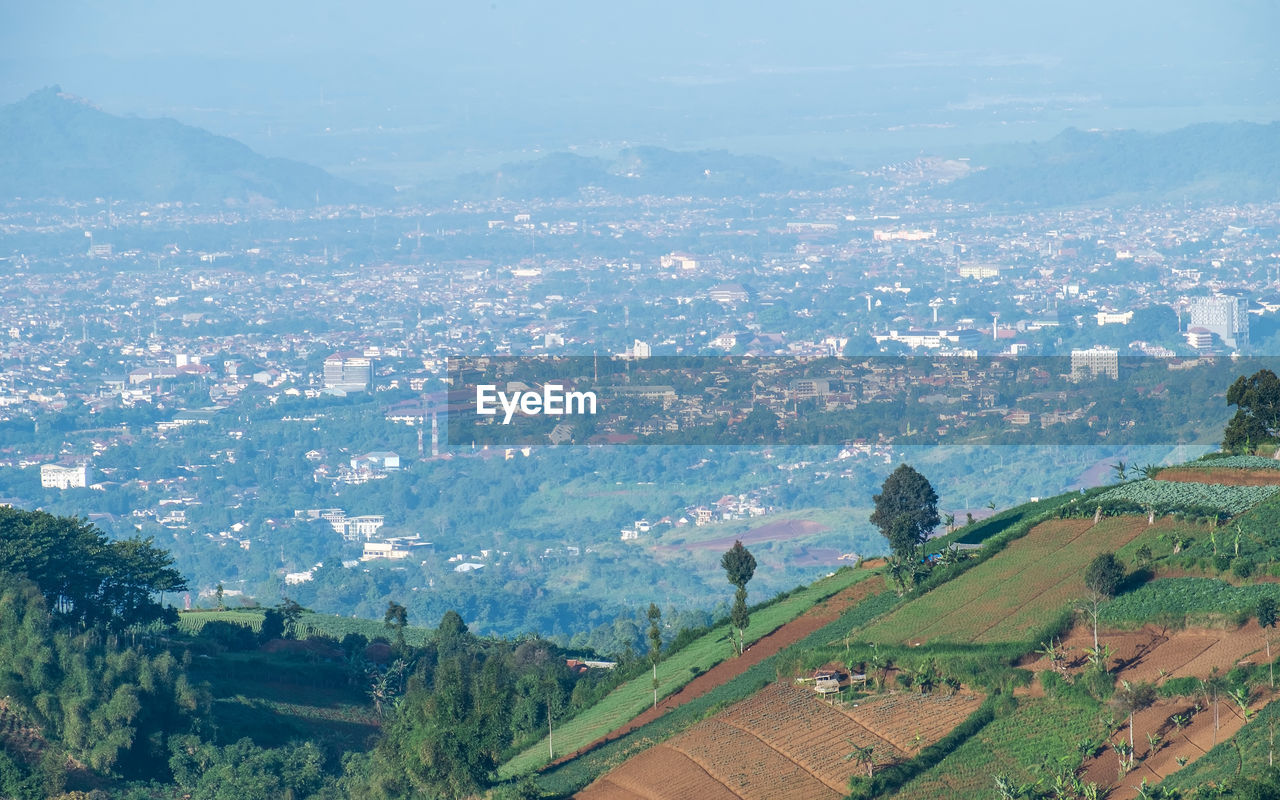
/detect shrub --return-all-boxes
[1233,557,1255,580]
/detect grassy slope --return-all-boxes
[177,608,436,646]
[499,566,872,778]
[534,590,901,797]
[859,515,1167,645]
[186,650,380,755]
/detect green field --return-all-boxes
[499,565,875,778]
[185,649,381,756]
[1094,479,1280,515]
[177,608,437,646]
[885,694,1110,800]
[1101,577,1280,626]
[859,516,1164,645]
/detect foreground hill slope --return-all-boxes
[555,461,1280,800]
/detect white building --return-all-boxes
[1188,296,1249,349]
[40,464,88,489]
[1070,346,1119,381]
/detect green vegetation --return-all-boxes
[532,588,901,797]
[884,693,1111,799]
[178,608,437,647]
[1092,479,1280,516]
[1190,454,1280,471]
[1223,369,1280,454]
[870,463,940,560]
[860,514,1156,645]
[721,540,757,656]
[1101,578,1280,625]
[499,565,873,777]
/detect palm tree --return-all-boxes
[915,661,937,694]
[1112,460,1128,481]
[1230,686,1254,722]
[1037,638,1065,674]
[943,512,956,533]
[843,739,876,778]
[887,557,909,595]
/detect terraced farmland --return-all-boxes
[845,690,985,754]
[577,682,983,800]
[1094,479,1280,514]
[502,567,875,777]
[858,517,1159,645]
[883,695,1111,800]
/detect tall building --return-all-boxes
[1188,295,1249,350]
[323,353,372,392]
[1070,346,1119,381]
[41,464,88,489]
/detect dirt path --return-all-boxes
[546,574,885,769]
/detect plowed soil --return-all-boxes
[549,574,885,768]
[1157,468,1280,486]
[578,682,983,800]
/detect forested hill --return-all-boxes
[0,87,379,206]
[0,505,637,799]
[949,121,1280,206]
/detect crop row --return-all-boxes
[1101,577,1280,624]
[861,516,1150,646]
[1192,455,1280,470]
[1094,479,1280,515]
[673,717,841,800]
[500,566,871,777]
[533,589,901,797]
[885,696,1109,800]
[846,691,984,750]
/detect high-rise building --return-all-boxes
[323,353,372,392]
[1070,346,1119,381]
[1188,295,1249,350]
[41,464,88,489]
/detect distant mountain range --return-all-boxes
[0,87,378,206]
[948,122,1280,205]
[1,86,1276,207]
[434,121,1280,205]
[429,146,856,201]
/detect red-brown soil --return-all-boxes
[1157,468,1280,486]
[579,682,984,800]
[550,574,884,769]
[1080,693,1267,799]
[1027,622,1265,684]
[1029,622,1273,799]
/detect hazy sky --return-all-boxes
[3,1,1277,179]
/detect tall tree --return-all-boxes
[721,541,756,656]
[1261,596,1278,688]
[646,603,662,709]
[1224,369,1280,453]
[870,464,940,560]
[1111,680,1157,766]
[1081,551,1125,650]
[384,600,409,649]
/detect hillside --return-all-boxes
[544,460,1280,800]
[948,121,1280,206]
[0,87,377,205]
[428,146,855,201]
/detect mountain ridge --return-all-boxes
[0,86,381,206]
